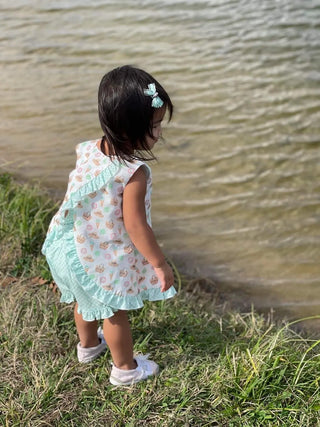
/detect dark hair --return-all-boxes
[98,65,173,162]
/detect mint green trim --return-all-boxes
[60,162,121,215]
[43,226,177,321]
[64,226,176,309]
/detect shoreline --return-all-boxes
[1,170,319,335]
[1,171,320,424]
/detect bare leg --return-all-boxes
[103,310,137,370]
[74,303,99,348]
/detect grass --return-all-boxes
[0,173,58,277]
[1,172,320,426]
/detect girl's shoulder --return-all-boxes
[75,139,100,157]
[75,141,150,169]
[73,140,151,186]
[114,160,151,188]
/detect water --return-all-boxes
[1,0,320,324]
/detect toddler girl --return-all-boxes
[42,65,177,386]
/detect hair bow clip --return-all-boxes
[144,83,164,108]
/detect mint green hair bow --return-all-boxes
[143,83,164,108]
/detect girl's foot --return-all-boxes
[77,327,107,363]
[109,354,159,386]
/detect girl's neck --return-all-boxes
[98,137,115,156]
[98,137,136,159]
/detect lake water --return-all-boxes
[1,0,320,326]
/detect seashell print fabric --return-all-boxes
[50,140,158,297]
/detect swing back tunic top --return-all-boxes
[42,140,176,321]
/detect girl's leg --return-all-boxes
[74,303,100,348]
[103,310,137,370]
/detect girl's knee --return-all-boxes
[104,310,128,325]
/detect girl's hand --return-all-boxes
[154,261,175,292]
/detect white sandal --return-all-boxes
[110,354,159,386]
[77,327,107,363]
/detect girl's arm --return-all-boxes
[122,166,174,292]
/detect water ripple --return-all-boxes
[1,0,320,319]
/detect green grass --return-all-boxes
[0,173,58,277]
[1,172,320,426]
